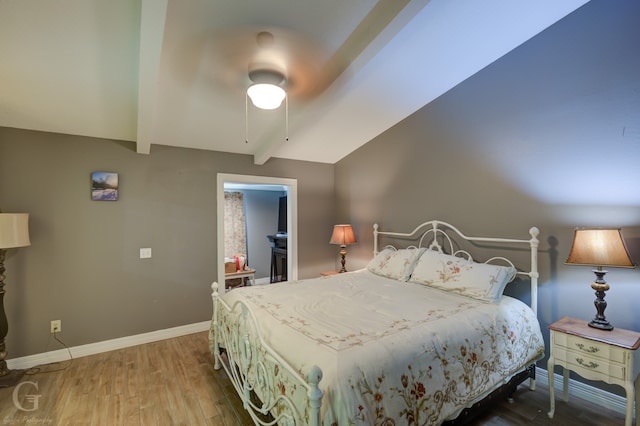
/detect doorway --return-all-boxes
[216,173,297,295]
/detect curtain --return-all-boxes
[224,191,248,260]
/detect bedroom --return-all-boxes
[1,0,639,423]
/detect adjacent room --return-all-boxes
[1,0,638,424]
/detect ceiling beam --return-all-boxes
[252,0,418,165]
[136,0,168,154]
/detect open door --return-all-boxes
[216,173,297,295]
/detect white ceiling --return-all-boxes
[0,0,589,165]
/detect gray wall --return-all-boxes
[334,0,640,395]
[0,128,335,358]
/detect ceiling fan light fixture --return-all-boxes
[247,83,286,110]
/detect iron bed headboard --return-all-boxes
[373,220,540,315]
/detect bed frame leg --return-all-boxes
[506,364,536,403]
[528,364,536,391]
[307,366,323,426]
[210,282,222,370]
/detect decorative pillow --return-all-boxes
[367,246,426,281]
[409,250,517,303]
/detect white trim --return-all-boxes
[6,321,210,370]
[535,367,628,416]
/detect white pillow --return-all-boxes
[367,246,426,281]
[409,250,517,303]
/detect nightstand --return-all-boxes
[547,317,640,426]
[320,270,339,277]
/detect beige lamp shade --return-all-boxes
[0,213,31,249]
[566,228,634,268]
[329,224,356,246]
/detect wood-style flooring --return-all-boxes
[0,331,628,425]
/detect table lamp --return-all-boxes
[330,224,357,273]
[565,227,634,330]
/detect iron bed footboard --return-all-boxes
[210,282,323,426]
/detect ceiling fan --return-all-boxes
[209,27,344,109]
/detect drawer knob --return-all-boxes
[576,358,599,369]
[575,343,599,353]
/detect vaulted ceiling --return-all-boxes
[0,0,589,164]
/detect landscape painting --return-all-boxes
[91,172,119,201]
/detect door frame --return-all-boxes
[216,173,298,295]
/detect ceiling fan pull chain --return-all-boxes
[285,94,289,142]
[245,92,249,144]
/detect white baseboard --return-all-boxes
[535,367,628,416]
[6,321,210,370]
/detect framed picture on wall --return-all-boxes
[91,172,119,201]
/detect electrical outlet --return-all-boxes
[50,320,61,333]
[140,248,152,259]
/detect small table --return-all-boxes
[267,235,287,283]
[225,268,256,289]
[270,247,287,282]
[547,316,640,426]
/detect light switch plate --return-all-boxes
[140,248,152,258]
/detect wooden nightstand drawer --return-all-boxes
[554,332,626,363]
[554,347,626,381]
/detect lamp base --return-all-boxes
[588,319,614,331]
[0,368,26,388]
[338,247,347,273]
[589,269,613,331]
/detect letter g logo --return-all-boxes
[12,381,41,412]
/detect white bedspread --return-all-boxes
[219,269,544,425]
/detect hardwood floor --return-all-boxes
[0,331,628,425]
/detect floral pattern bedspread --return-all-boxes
[218,269,544,425]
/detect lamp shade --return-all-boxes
[329,224,356,246]
[247,83,286,110]
[0,213,30,249]
[566,228,634,268]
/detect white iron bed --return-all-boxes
[209,220,544,425]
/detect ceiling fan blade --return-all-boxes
[208,26,346,101]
